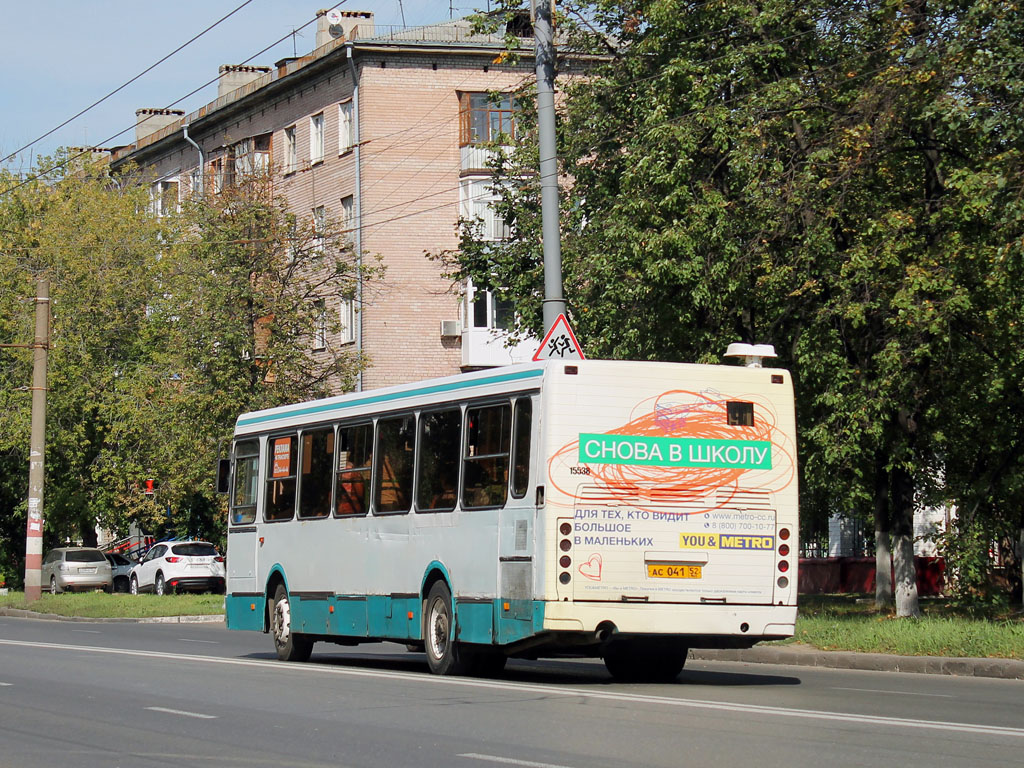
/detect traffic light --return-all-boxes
[144,479,155,495]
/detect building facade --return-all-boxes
[110,11,564,391]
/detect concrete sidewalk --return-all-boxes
[2,606,1021,679]
[691,644,1024,680]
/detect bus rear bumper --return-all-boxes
[542,600,796,644]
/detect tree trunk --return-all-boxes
[873,454,893,609]
[891,465,921,618]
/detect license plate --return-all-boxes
[646,564,702,579]
[79,567,97,574]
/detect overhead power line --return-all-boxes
[1,0,257,166]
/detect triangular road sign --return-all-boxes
[533,313,585,361]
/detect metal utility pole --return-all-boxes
[24,279,50,601]
[534,0,567,334]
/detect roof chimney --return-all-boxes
[218,65,272,98]
[316,9,374,48]
[135,109,184,143]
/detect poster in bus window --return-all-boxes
[272,438,292,478]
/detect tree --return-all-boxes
[0,160,374,568]
[448,0,1024,612]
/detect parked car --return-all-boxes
[129,541,225,595]
[41,547,113,594]
[105,552,135,593]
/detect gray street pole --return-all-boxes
[535,0,566,333]
[24,279,50,602]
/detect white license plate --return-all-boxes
[79,567,97,574]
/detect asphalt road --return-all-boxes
[0,617,1021,768]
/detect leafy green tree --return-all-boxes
[0,161,373,570]
[449,0,1024,612]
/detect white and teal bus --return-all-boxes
[224,358,798,680]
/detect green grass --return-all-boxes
[774,594,1024,660]
[0,590,224,619]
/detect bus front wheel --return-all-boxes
[423,581,469,676]
[271,584,313,663]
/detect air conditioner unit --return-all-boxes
[440,320,461,337]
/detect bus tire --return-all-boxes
[272,584,313,662]
[603,640,687,683]
[423,581,469,676]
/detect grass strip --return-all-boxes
[0,591,224,618]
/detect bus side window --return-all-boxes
[265,435,298,522]
[462,403,511,509]
[375,415,414,514]
[298,427,334,519]
[336,423,372,516]
[511,397,532,499]
[230,439,260,525]
[416,408,461,512]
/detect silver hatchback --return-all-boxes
[41,547,113,593]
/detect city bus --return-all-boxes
[223,358,798,680]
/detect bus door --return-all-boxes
[497,396,536,637]
[227,438,260,593]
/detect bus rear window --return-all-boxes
[463,403,511,509]
[727,401,755,426]
[375,415,414,514]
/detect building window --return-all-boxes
[464,279,514,332]
[151,178,179,216]
[189,167,201,197]
[312,205,327,253]
[339,101,354,154]
[459,92,517,146]
[341,195,355,244]
[460,177,510,241]
[310,112,325,164]
[234,134,271,179]
[339,296,355,344]
[284,125,297,172]
[313,299,327,351]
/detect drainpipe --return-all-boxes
[347,43,364,392]
[182,124,204,196]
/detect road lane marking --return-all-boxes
[178,639,219,644]
[71,629,101,634]
[0,682,11,686]
[460,753,577,768]
[833,687,953,698]
[1,639,1021,739]
[146,706,217,719]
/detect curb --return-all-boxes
[691,645,1024,680]
[0,607,224,624]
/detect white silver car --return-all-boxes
[129,541,225,595]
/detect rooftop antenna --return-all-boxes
[398,0,407,28]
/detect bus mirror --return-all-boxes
[216,459,231,494]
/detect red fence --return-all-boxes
[798,556,945,597]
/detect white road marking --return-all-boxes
[146,706,217,719]
[0,682,12,686]
[1,639,1020,739]
[460,753,577,768]
[70,629,101,634]
[833,687,954,698]
[178,638,219,644]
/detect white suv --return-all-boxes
[129,541,225,595]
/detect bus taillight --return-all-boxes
[779,528,790,540]
[778,560,789,573]
[778,544,790,556]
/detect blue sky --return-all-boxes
[1,1,485,171]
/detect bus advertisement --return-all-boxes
[223,358,798,681]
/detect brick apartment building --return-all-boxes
[110,10,577,391]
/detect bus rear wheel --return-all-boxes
[423,581,471,676]
[272,584,313,662]
[603,640,687,683]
